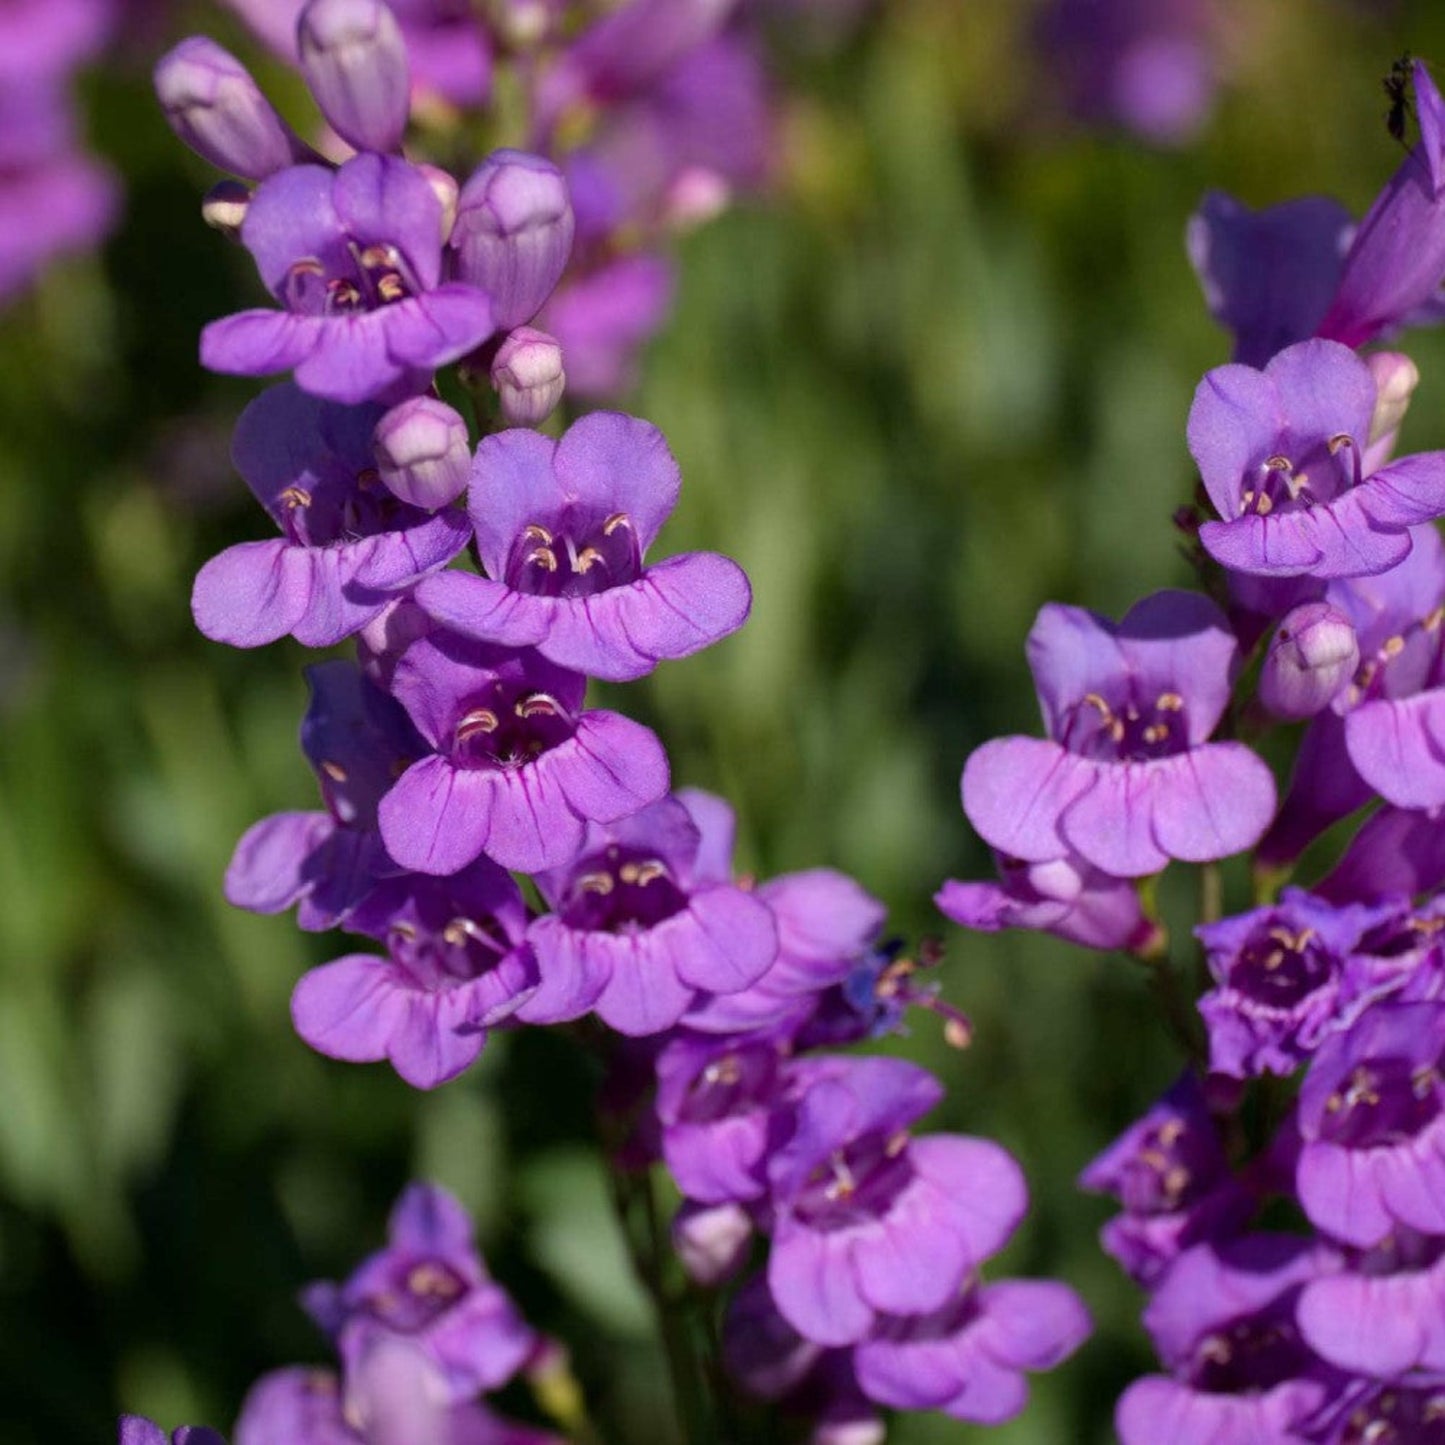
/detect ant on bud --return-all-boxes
[1385,52,1414,147]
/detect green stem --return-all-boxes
[1139,950,1206,1067]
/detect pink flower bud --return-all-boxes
[491,326,566,425]
[671,1200,751,1286]
[372,396,470,509]
[1259,602,1359,720]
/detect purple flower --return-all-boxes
[1320,803,1445,903]
[225,660,423,930]
[527,793,777,1035]
[1297,1228,1445,1378]
[765,1056,1026,1347]
[120,1418,225,1445]
[852,1280,1091,1425]
[1315,1377,1445,1445]
[655,1026,791,1202]
[297,0,411,156]
[233,1363,561,1445]
[302,1182,537,1400]
[936,851,1156,953]
[1190,340,1445,580]
[0,152,117,307]
[414,412,751,682]
[1257,602,1358,720]
[490,326,565,427]
[372,394,471,510]
[1115,1235,1343,1445]
[450,151,575,332]
[376,630,669,875]
[1318,60,1445,352]
[538,253,673,399]
[962,590,1275,878]
[201,154,494,404]
[1195,889,1404,1079]
[291,859,539,1088]
[1079,1073,1255,1286]
[1187,190,1352,368]
[192,385,470,649]
[1296,999,1445,1247]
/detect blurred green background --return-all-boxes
[6,0,1445,1440]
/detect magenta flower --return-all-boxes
[415,412,750,682]
[290,859,539,1088]
[225,660,422,930]
[1296,999,1445,1248]
[765,1056,1026,1348]
[1191,340,1445,580]
[852,1280,1091,1426]
[201,154,494,404]
[962,590,1275,878]
[192,384,469,649]
[377,630,669,874]
[302,1182,537,1400]
[527,794,777,1035]
[1116,1236,1343,1445]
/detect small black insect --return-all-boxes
[1385,52,1414,146]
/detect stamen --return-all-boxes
[576,872,614,896]
[456,707,499,742]
[1382,635,1406,659]
[376,273,406,303]
[280,485,313,509]
[321,760,348,782]
[602,512,632,536]
[574,546,605,573]
[526,546,558,571]
[442,917,491,947]
[1157,692,1184,712]
[1327,433,1355,455]
[516,692,562,719]
[407,1262,462,1299]
[522,523,554,544]
[1142,723,1169,744]
[390,921,417,942]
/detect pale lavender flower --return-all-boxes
[297,0,411,155]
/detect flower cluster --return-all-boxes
[941,56,1445,1444]
[131,3,1096,1439]
[0,0,117,304]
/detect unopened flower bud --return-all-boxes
[417,163,458,244]
[1259,602,1359,720]
[200,178,251,238]
[491,326,565,425]
[452,150,575,329]
[297,0,411,154]
[154,37,307,180]
[1366,350,1420,447]
[372,396,471,509]
[671,1201,751,1286]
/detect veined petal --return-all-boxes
[413,570,553,649]
[378,755,495,875]
[1346,692,1445,808]
[200,308,321,378]
[1149,745,1277,863]
[192,538,312,646]
[962,737,1093,863]
[292,953,406,1064]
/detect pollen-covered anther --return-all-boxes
[321,759,348,781]
[826,1152,857,1201]
[516,691,562,719]
[1382,634,1406,659]
[455,707,499,742]
[526,545,558,571]
[573,546,605,573]
[1413,1064,1439,1097]
[704,1054,742,1087]
[576,871,614,896]
[1328,433,1355,455]
[376,273,406,303]
[280,485,313,509]
[602,511,632,536]
[407,1261,463,1299]
[442,917,487,947]
[1142,723,1169,745]
[885,1129,910,1158]
[327,277,362,308]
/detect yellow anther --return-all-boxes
[358,243,396,268]
[523,523,554,544]
[1382,635,1406,659]
[456,707,499,741]
[1157,692,1185,712]
[631,859,668,886]
[376,273,406,303]
[1255,491,1275,514]
[443,917,490,947]
[602,511,632,536]
[1264,455,1293,472]
[390,921,417,942]
[1142,724,1169,745]
[1328,433,1355,454]
[576,871,614,896]
[574,546,605,572]
[526,545,558,571]
[407,1262,462,1298]
[1427,607,1445,632]
[885,1130,910,1158]
[280,485,313,509]
[321,760,348,782]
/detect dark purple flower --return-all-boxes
[1318,60,1445,352]
[1296,999,1445,1247]
[1187,190,1352,368]
[766,1056,1026,1347]
[1297,1227,1445,1378]
[1315,1376,1445,1445]
[291,859,538,1088]
[527,793,777,1035]
[1079,1073,1255,1286]
[225,659,424,930]
[1196,889,1404,1079]
[201,154,493,404]
[852,1279,1091,1425]
[120,1418,225,1445]
[154,37,313,180]
[1115,1235,1343,1445]
[192,384,470,648]
[297,0,411,155]
[538,253,673,399]
[1320,803,1445,903]
[1190,340,1445,580]
[962,591,1275,878]
[937,850,1156,953]
[1036,0,1218,145]
[302,1182,537,1400]
[450,151,574,332]
[377,630,669,875]
[414,412,751,682]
